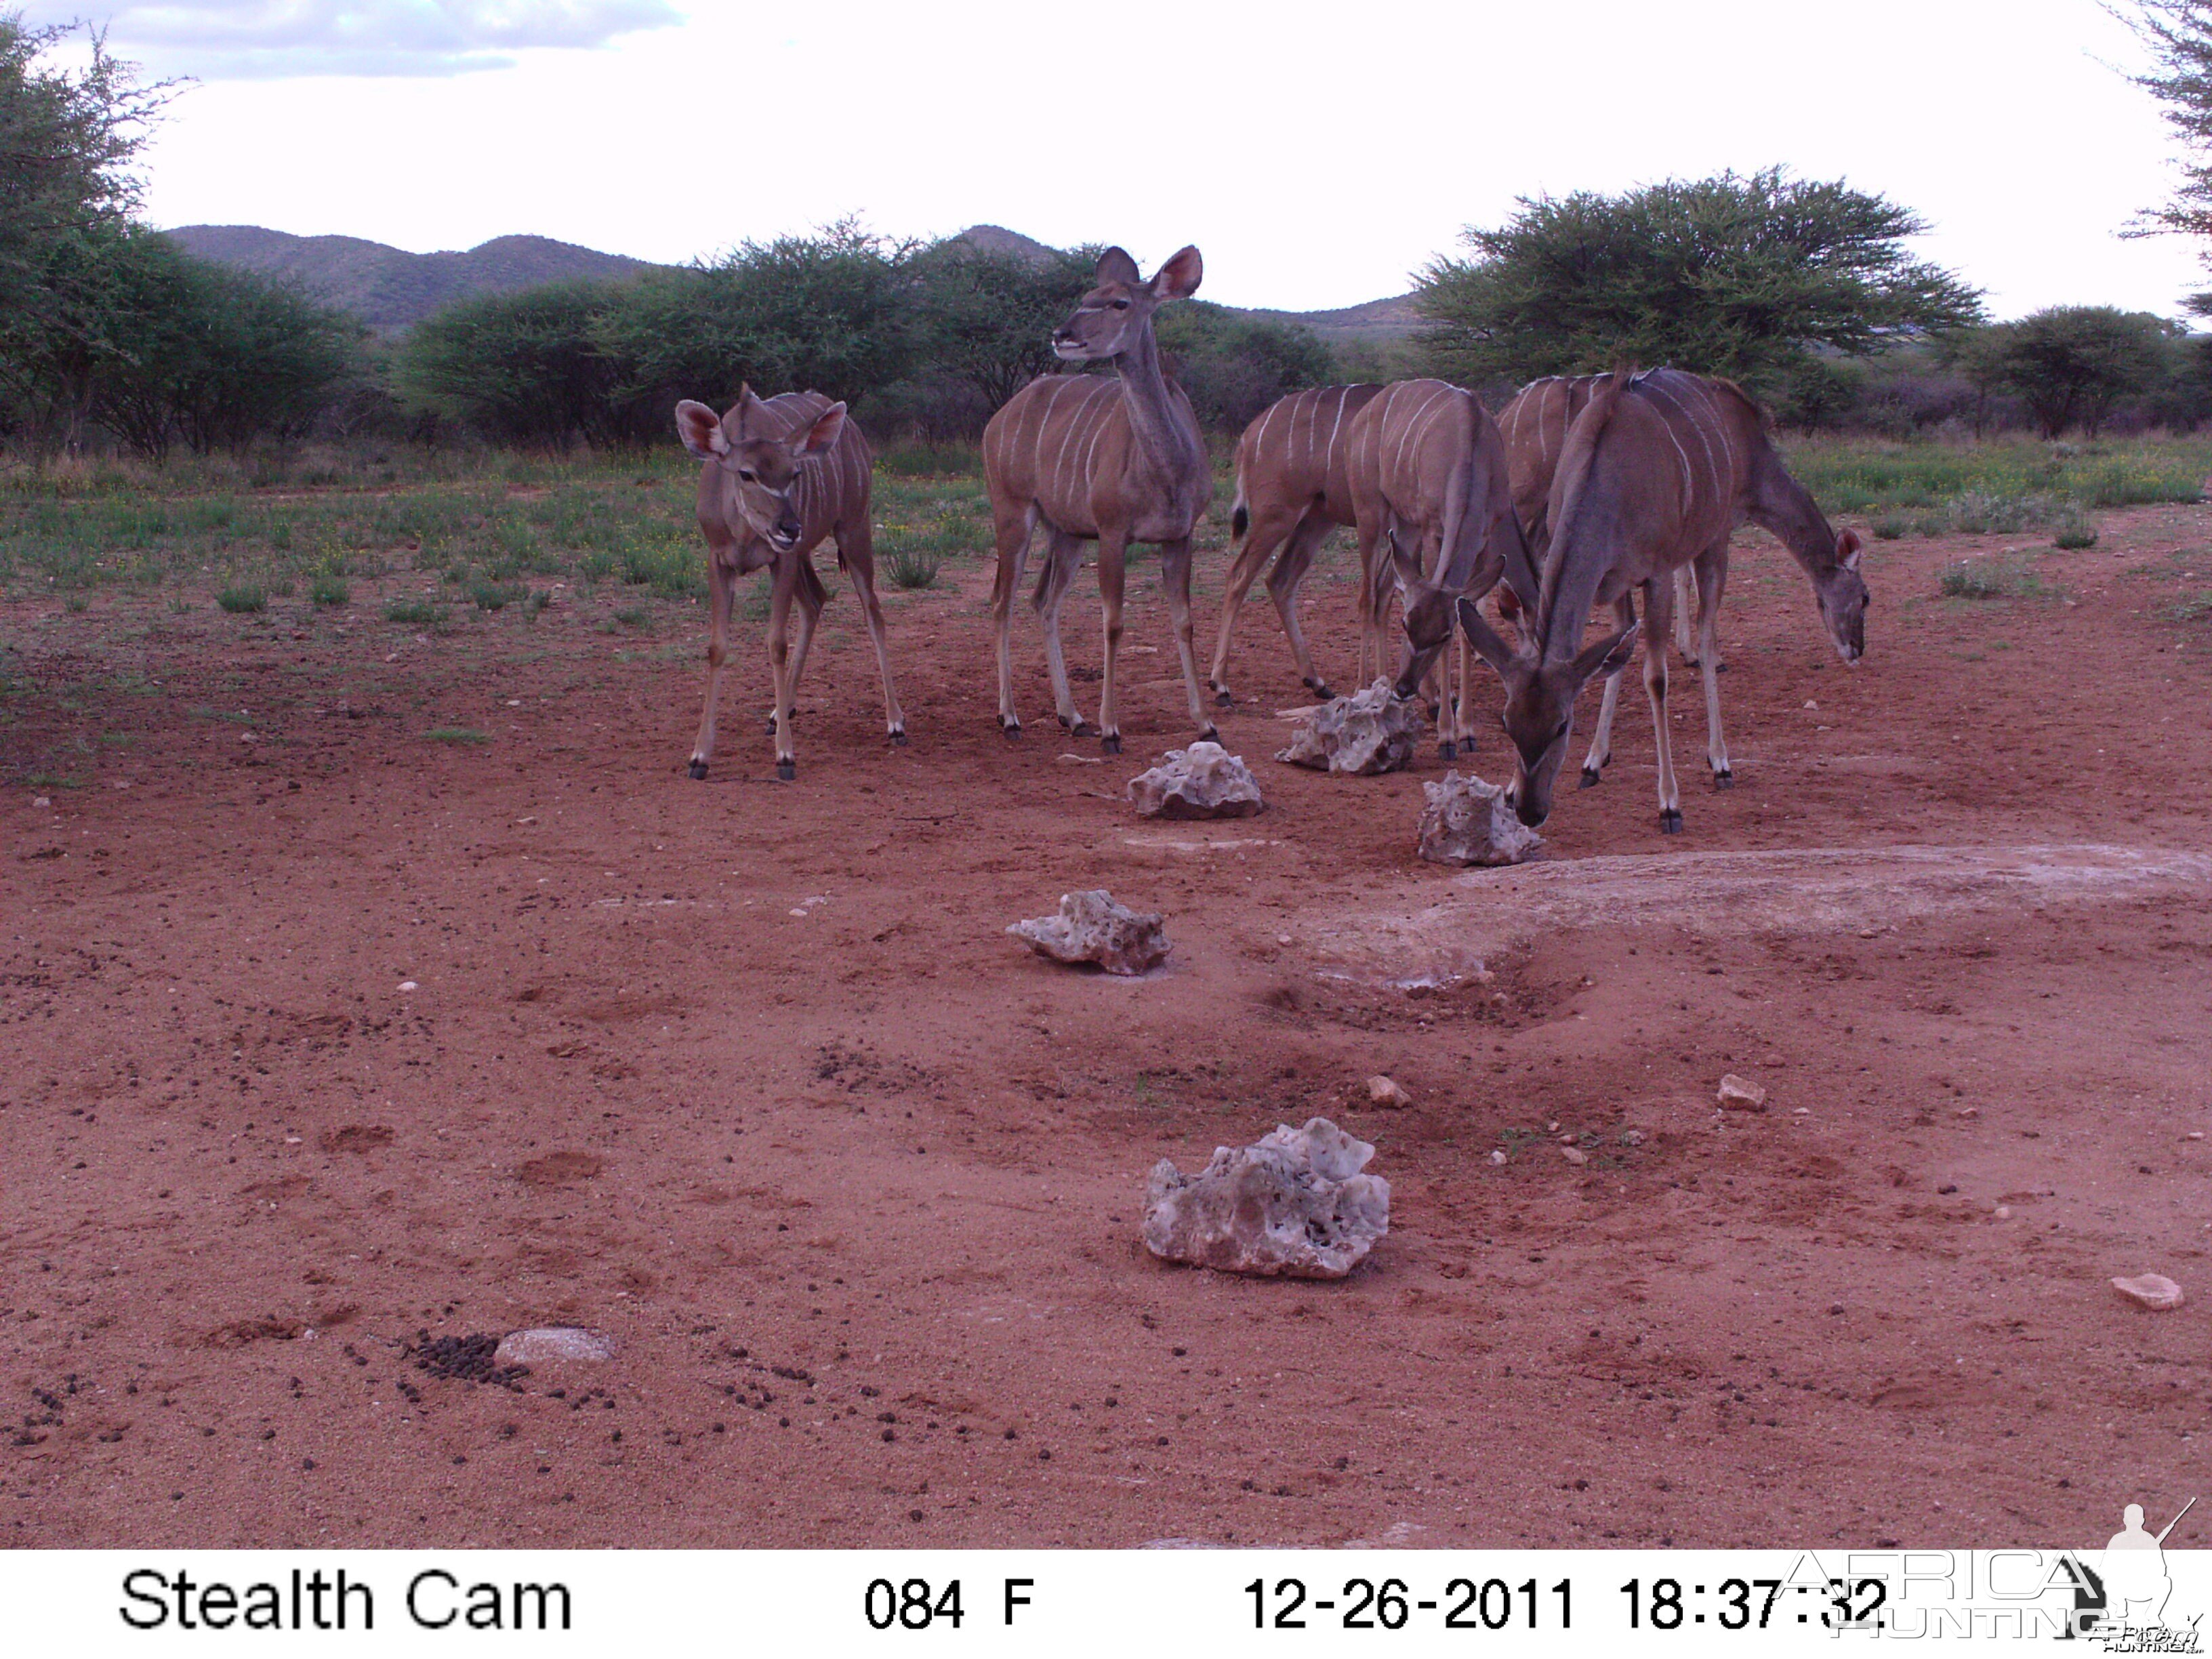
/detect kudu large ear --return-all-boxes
[674,399,729,459]
[1094,246,1142,287]
[798,401,847,459]
[1149,245,1202,301]
[1836,527,1864,573]
[1456,596,1524,680]
[1572,620,1642,685]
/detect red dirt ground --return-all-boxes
[6,508,2211,1549]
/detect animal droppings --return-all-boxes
[1008,890,1170,977]
[1143,1118,1389,1279]
[1717,1074,1767,1111]
[1126,741,1264,819]
[1417,771,1544,866]
[1275,680,1422,775]
[2110,1274,2185,1312]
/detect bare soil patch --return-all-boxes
[5,509,2210,1547]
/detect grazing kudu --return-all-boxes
[981,245,1212,754]
[1458,368,1868,833]
[1345,379,1538,757]
[674,387,905,782]
[1206,383,1385,706]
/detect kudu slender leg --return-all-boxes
[1208,505,1298,707]
[1578,594,1637,786]
[765,559,800,782]
[1034,529,1088,736]
[1095,532,1129,753]
[1351,516,1388,687]
[1267,512,1338,697]
[1159,537,1218,741]
[1642,575,1682,832]
[990,507,1037,737]
[779,560,825,739]
[689,547,735,780]
[1674,565,1699,663]
[840,530,907,745]
[1692,541,1731,785]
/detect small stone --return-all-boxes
[494,1326,617,1366]
[1620,1129,1646,1147]
[33,796,50,808]
[1559,1145,1588,1166]
[1276,680,1422,775]
[1488,1149,1507,1166]
[1009,890,1169,976]
[1803,699,1818,710]
[397,980,418,993]
[1994,1206,2011,1220]
[1717,1074,1767,1112]
[1416,771,1544,866]
[1366,1075,1412,1109]
[2111,1273,2185,1312]
[1143,1118,1389,1279]
[1126,741,1263,819]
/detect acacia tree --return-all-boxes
[1415,168,1982,396]
[1974,307,2172,438]
[2118,1,2212,308]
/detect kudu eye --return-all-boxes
[737,469,757,484]
[1110,298,1130,310]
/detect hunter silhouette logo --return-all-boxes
[2074,1498,2201,1649]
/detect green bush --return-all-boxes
[469,579,525,611]
[2051,510,2099,550]
[885,548,940,589]
[1939,556,2055,599]
[384,598,443,626]
[309,573,349,605]
[216,583,267,613]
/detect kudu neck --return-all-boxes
[1753,461,1845,575]
[1112,325,1198,479]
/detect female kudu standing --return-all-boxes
[981,245,1213,754]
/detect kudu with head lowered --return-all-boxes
[1459,368,1867,833]
[674,388,904,782]
[1207,383,1385,706]
[1347,379,1538,756]
[981,245,1212,754]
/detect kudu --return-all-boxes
[674,387,904,782]
[1458,368,1868,833]
[981,245,1212,754]
[1344,379,1538,757]
[1206,383,1385,706]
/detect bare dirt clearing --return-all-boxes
[5,506,2210,1548]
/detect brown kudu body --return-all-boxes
[982,246,1212,753]
[1346,379,1538,756]
[1207,383,1385,705]
[675,388,904,782]
[1460,368,1868,833]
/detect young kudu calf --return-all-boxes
[981,246,1212,754]
[1206,383,1384,706]
[675,388,904,782]
[1459,368,1868,833]
[1345,379,1538,757]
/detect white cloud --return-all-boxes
[29,1,680,79]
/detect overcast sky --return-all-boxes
[30,0,2212,318]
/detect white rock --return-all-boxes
[2111,1273,2186,1312]
[32,796,50,808]
[494,1326,617,1366]
[1276,680,1422,775]
[1143,1118,1390,1279]
[1488,1149,1507,1166]
[397,980,418,993]
[1417,771,1544,866]
[1717,1073,1767,1111]
[1126,741,1264,819]
[1366,1075,1412,1109]
[1009,890,1169,976]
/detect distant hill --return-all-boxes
[164,222,1423,344]
[163,226,665,331]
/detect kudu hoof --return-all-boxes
[1579,767,1602,789]
[999,718,1021,741]
[775,759,796,783]
[1308,679,1336,700]
[1101,733,1122,756]
[1660,808,1683,834]
[687,759,708,781]
[1713,769,1734,790]
[1212,687,1233,710]
[1439,740,1458,762]
[1199,725,1220,745]
[890,730,909,747]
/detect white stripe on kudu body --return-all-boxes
[982,245,1213,752]
[1462,367,1870,836]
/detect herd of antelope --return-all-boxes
[673,244,1870,834]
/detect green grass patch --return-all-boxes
[1938,555,2060,600]
[469,579,527,611]
[424,727,489,745]
[384,598,444,627]
[310,573,350,606]
[216,584,268,614]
